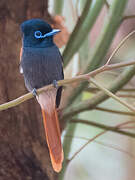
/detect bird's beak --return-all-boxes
[45,29,61,37]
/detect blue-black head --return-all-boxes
[20,19,60,48]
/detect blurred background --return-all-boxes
[0,0,135,180]
[49,0,135,180]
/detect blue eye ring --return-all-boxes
[34,31,42,39]
[34,29,61,39]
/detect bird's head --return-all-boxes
[20,19,60,47]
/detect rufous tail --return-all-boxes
[37,90,64,172]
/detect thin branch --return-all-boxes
[120,88,135,92]
[116,120,135,128]
[120,126,135,129]
[90,78,135,112]
[1,59,135,111]
[0,60,135,111]
[68,131,106,162]
[122,15,135,21]
[86,89,135,99]
[90,59,135,77]
[94,107,135,116]
[68,119,135,162]
[65,135,135,160]
[95,140,135,159]
[87,87,135,93]
[62,65,135,120]
[0,76,87,111]
[105,30,135,65]
[71,119,135,138]
[117,94,135,98]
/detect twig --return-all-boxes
[105,30,135,65]
[68,131,106,162]
[122,15,135,21]
[1,59,135,111]
[65,135,135,160]
[90,78,135,112]
[68,119,135,162]
[116,120,135,128]
[87,87,135,93]
[71,119,135,138]
[119,88,135,92]
[94,107,135,116]
[62,64,135,120]
[117,94,135,98]
[89,59,135,77]
[95,140,135,159]
[0,76,88,111]
[120,126,135,129]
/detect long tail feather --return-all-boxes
[38,90,63,172]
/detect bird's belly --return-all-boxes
[22,60,61,92]
[21,47,63,92]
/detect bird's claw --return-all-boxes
[32,88,38,97]
[53,80,58,89]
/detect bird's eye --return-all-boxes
[34,31,42,39]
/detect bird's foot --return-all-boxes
[32,88,38,97]
[53,80,58,89]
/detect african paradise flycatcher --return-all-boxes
[20,19,64,172]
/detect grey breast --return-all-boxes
[21,46,63,91]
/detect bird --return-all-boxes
[20,19,64,172]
